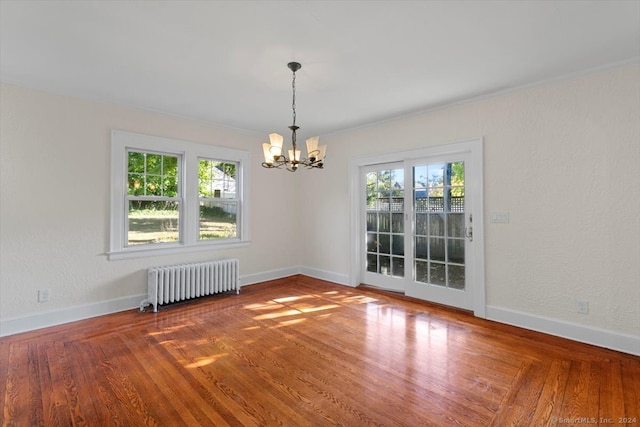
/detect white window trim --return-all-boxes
[109,130,250,260]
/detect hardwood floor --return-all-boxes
[1,275,639,426]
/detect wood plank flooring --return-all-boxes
[1,275,639,426]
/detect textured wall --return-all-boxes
[0,83,299,320]
[296,64,640,336]
[2,65,638,342]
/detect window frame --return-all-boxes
[126,149,183,247]
[109,130,250,260]
[197,158,240,242]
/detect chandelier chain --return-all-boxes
[291,69,297,126]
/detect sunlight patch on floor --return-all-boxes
[341,295,379,304]
[274,318,307,328]
[244,302,285,311]
[273,295,313,303]
[147,323,190,335]
[184,353,229,369]
[253,309,302,320]
[316,313,333,320]
[296,304,339,313]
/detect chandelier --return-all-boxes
[261,62,326,172]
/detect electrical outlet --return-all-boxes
[38,289,50,303]
[576,299,589,314]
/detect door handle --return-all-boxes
[464,226,473,242]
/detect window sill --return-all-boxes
[107,240,250,261]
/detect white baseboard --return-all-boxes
[240,267,301,287]
[0,294,146,337]
[298,266,352,287]
[240,266,351,288]
[486,305,640,356]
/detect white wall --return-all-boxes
[0,83,299,330]
[2,65,639,354]
[296,64,640,353]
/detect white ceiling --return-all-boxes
[1,1,639,138]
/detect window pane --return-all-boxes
[415,236,428,260]
[164,176,178,196]
[199,159,237,199]
[430,237,445,262]
[366,172,378,210]
[390,197,403,212]
[127,151,179,197]
[430,262,446,286]
[392,234,404,256]
[146,153,162,175]
[415,260,428,283]
[391,213,404,233]
[428,164,444,188]
[389,169,404,189]
[378,213,390,232]
[128,201,179,246]
[429,214,445,236]
[448,265,465,290]
[447,213,464,237]
[199,200,237,240]
[415,213,428,235]
[414,165,427,189]
[146,176,162,196]
[367,253,378,273]
[379,256,391,275]
[447,239,465,264]
[366,213,377,232]
[164,155,178,173]
[450,161,464,187]
[128,152,145,173]
[450,190,465,211]
[414,190,427,213]
[378,234,390,254]
[392,257,404,278]
[128,173,144,196]
[367,232,377,252]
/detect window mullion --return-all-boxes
[183,151,198,246]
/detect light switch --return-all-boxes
[490,212,510,224]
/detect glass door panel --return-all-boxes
[363,165,406,292]
[406,158,473,310]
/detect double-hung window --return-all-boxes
[109,130,250,260]
[198,159,239,240]
[127,150,181,245]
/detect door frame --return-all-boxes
[349,137,486,318]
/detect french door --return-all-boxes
[357,140,483,313]
[404,155,473,309]
[363,163,406,293]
